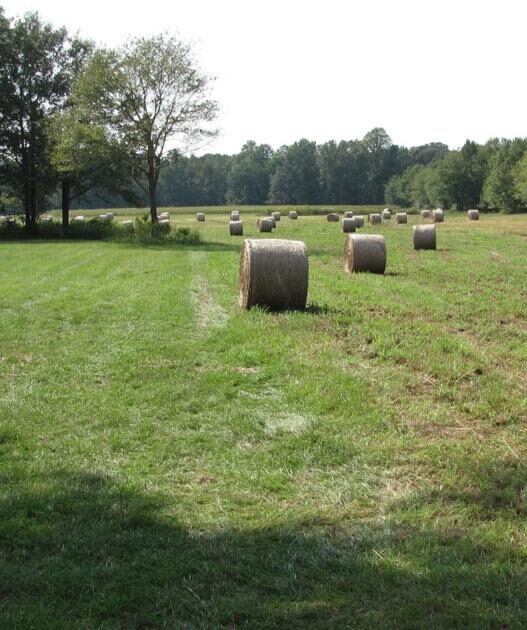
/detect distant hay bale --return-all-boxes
[368,213,382,225]
[230,210,240,221]
[288,210,298,219]
[73,216,85,222]
[327,212,339,222]
[239,238,308,310]
[354,215,365,228]
[413,224,436,250]
[105,212,114,220]
[468,209,480,220]
[257,217,273,232]
[433,208,444,223]
[341,217,356,233]
[271,211,281,222]
[158,219,171,231]
[196,212,206,222]
[344,234,386,274]
[421,210,431,219]
[41,215,53,222]
[382,208,392,220]
[344,211,354,218]
[266,215,276,228]
[229,220,243,236]
[395,212,408,224]
[99,213,112,221]
[159,212,170,220]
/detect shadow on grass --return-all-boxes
[1,466,526,628]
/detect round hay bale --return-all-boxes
[196,212,206,222]
[344,234,386,274]
[382,208,392,220]
[158,219,171,232]
[271,211,281,222]
[73,216,85,222]
[121,220,134,231]
[468,209,479,221]
[413,225,436,250]
[395,212,408,224]
[421,209,431,219]
[344,211,354,218]
[288,210,298,219]
[229,220,243,236]
[368,213,382,225]
[341,217,356,233]
[354,215,365,228]
[327,212,339,222]
[230,210,240,221]
[239,239,308,310]
[257,217,273,232]
[433,208,444,223]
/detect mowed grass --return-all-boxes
[1,210,526,628]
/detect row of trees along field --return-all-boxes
[1,8,527,229]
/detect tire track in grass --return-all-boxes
[189,251,228,332]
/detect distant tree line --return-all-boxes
[1,6,527,225]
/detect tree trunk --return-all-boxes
[148,175,158,223]
[62,179,70,233]
[28,180,37,231]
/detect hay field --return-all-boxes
[1,210,526,628]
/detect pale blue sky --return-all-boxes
[4,0,527,154]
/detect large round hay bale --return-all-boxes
[239,239,308,310]
[257,217,273,232]
[468,209,479,221]
[158,219,171,232]
[382,208,392,220]
[421,209,431,219]
[230,210,240,221]
[73,215,85,222]
[344,211,354,218]
[288,210,298,219]
[159,212,170,219]
[229,220,243,236]
[413,224,436,250]
[327,212,339,222]
[196,212,206,222]
[368,213,382,225]
[432,208,444,223]
[271,211,281,222]
[341,217,356,233]
[395,212,408,224]
[344,234,386,274]
[121,220,134,230]
[354,215,365,228]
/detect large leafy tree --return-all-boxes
[0,11,91,228]
[75,34,218,222]
[268,139,320,204]
[226,141,273,204]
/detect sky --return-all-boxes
[3,0,527,155]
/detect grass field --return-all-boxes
[1,209,526,628]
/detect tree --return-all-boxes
[482,139,527,212]
[75,34,218,222]
[268,139,320,204]
[48,109,138,230]
[512,151,527,206]
[226,141,273,204]
[0,12,91,229]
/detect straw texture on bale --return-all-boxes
[239,239,308,310]
[354,215,365,228]
[257,218,273,232]
[433,209,444,223]
[271,211,281,222]
[327,212,339,222]
[341,217,356,233]
[229,220,243,236]
[382,208,392,220]
[421,210,431,219]
[288,210,298,219]
[368,213,382,225]
[395,212,408,224]
[196,212,206,222]
[344,234,386,274]
[468,209,480,220]
[413,224,436,250]
[344,211,354,218]
[230,211,240,221]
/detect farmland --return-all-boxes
[1,209,526,628]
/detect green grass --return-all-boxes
[1,210,526,628]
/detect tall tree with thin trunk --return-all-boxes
[75,35,218,223]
